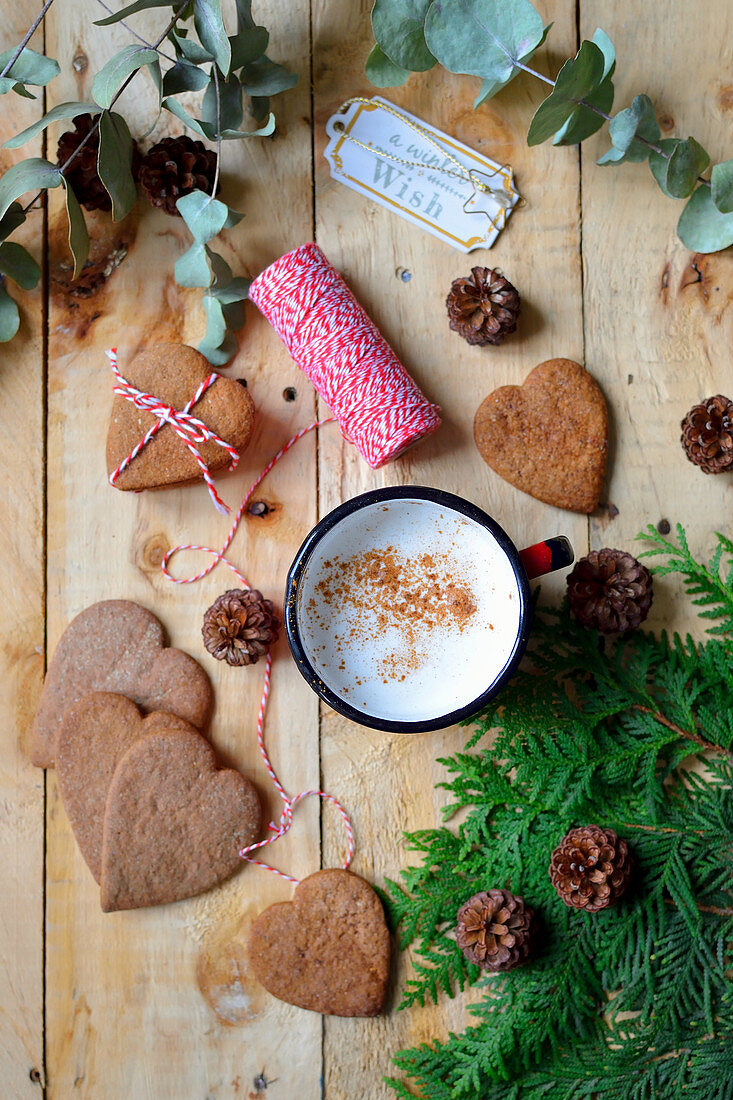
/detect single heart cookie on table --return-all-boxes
[473,358,608,514]
[100,725,261,912]
[32,600,212,768]
[248,869,391,1017]
[106,343,255,492]
[55,693,199,882]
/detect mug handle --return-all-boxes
[519,536,574,580]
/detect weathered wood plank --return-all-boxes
[44,2,321,1096]
[581,1,733,639]
[312,2,588,1095]
[0,3,46,1094]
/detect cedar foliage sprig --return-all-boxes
[384,526,733,1100]
[367,0,733,257]
[0,0,297,361]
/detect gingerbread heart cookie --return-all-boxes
[106,343,255,492]
[55,693,197,882]
[32,600,212,768]
[100,725,261,911]
[248,869,390,1017]
[474,358,608,514]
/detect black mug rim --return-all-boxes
[284,485,532,734]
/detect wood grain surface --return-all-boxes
[1,0,730,1097]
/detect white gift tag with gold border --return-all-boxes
[324,96,520,253]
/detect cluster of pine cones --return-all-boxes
[457,825,633,973]
[57,114,218,216]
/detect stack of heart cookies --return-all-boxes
[32,599,261,912]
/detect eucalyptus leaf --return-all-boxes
[202,293,227,346]
[0,202,26,242]
[176,190,229,242]
[657,137,710,199]
[148,58,163,108]
[553,76,614,146]
[474,76,508,107]
[174,242,212,286]
[365,43,410,87]
[97,111,137,221]
[235,0,255,32]
[250,95,270,123]
[162,96,210,138]
[199,328,238,365]
[63,182,89,280]
[371,0,435,73]
[194,0,232,76]
[202,72,244,132]
[208,249,232,286]
[91,45,159,109]
[162,60,209,96]
[649,138,682,195]
[212,276,251,302]
[0,46,60,87]
[591,27,615,81]
[0,241,40,288]
[223,207,244,229]
[711,158,733,214]
[528,41,606,145]
[424,0,544,86]
[598,93,660,164]
[229,26,269,68]
[221,299,246,329]
[94,0,174,26]
[0,79,36,99]
[3,102,100,149]
[217,115,275,140]
[0,285,20,341]
[0,158,63,221]
[678,184,733,253]
[527,90,576,146]
[169,29,213,64]
[239,56,298,97]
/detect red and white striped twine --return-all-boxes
[248,242,442,467]
[161,417,354,884]
[106,348,239,516]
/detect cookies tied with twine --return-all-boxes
[105,344,255,512]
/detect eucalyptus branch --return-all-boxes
[93,0,177,64]
[0,0,56,81]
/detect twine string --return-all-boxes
[106,348,239,516]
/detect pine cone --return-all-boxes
[681,394,733,475]
[550,825,632,912]
[446,267,520,346]
[138,135,218,216]
[202,589,279,667]
[566,549,653,634]
[57,113,130,212]
[456,888,535,972]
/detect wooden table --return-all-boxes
[2,1,731,1096]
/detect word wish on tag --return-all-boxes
[324,97,520,253]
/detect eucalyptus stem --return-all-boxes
[93,0,177,64]
[0,0,56,81]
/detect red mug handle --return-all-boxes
[519,536,574,580]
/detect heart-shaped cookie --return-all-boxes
[474,358,608,514]
[100,726,261,911]
[106,343,255,492]
[32,600,212,768]
[56,693,198,882]
[248,869,390,1017]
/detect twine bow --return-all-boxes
[106,347,239,515]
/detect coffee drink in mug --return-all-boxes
[285,487,572,733]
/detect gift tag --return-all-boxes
[324,96,520,253]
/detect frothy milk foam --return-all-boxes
[296,499,522,723]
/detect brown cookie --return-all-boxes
[106,343,255,492]
[474,358,608,514]
[55,693,198,882]
[248,869,390,1017]
[32,600,212,769]
[100,726,261,912]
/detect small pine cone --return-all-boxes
[57,113,139,212]
[446,267,520,346]
[138,135,218,216]
[202,588,279,667]
[456,888,535,972]
[681,395,733,475]
[550,825,632,912]
[567,548,653,634]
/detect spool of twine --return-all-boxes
[248,242,442,467]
